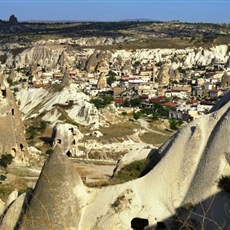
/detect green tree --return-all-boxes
[133,111,141,120]
[102,95,113,105]
[90,98,104,109]
[130,98,142,107]
[152,111,159,120]
[169,119,178,130]
[133,61,141,68]
[122,99,130,107]
[90,95,113,109]
[0,154,14,168]
[107,71,117,86]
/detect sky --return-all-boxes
[0,0,229,23]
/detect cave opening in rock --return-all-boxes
[66,151,71,157]
[20,143,24,151]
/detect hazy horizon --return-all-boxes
[0,0,230,23]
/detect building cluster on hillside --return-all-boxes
[1,54,230,121]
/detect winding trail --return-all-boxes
[138,118,167,136]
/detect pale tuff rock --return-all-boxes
[62,68,72,86]
[19,150,87,230]
[6,45,65,67]
[0,72,29,164]
[2,91,230,229]
[157,64,173,85]
[184,45,229,68]
[90,130,103,137]
[0,199,5,216]
[85,50,112,73]
[16,84,99,126]
[4,42,229,72]
[170,69,181,82]
[78,92,230,229]
[85,52,97,73]
[28,146,42,155]
[0,193,27,230]
[221,71,230,89]
[4,189,18,209]
[97,72,107,89]
[158,64,170,85]
[52,123,84,157]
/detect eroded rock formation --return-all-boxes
[52,123,84,157]
[20,148,87,230]
[1,92,230,230]
[0,71,29,164]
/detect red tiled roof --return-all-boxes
[114,98,124,103]
[162,102,176,107]
[150,96,165,103]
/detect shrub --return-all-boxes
[130,98,142,107]
[169,119,178,130]
[133,111,141,120]
[218,175,230,193]
[26,126,37,139]
[90,98,104,109]
[26,120,49,138]
[132,61,141,68]
[152,111,159,120]
[39,120,48,133]
[112,160,146,183]
[90,95,113,109]
[0,174,7,181]
[0,154,14,168]
[7,78,13,86]
[107,73,116,86]
[46,149,54,155]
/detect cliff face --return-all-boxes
[0,71,29,164]
[2,42,229,71]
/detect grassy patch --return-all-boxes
[140,132,171,146]
[81,121,139,143]
[0,185,13,201]
[111,159,146,183]
[86,159,146,187]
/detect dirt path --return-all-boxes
[72,160,116,183]
[138,118,167,135]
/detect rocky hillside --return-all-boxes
[16,84,99,127]
[1,42,229,70]
[1,92,229,229]
[0,20,229,47]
